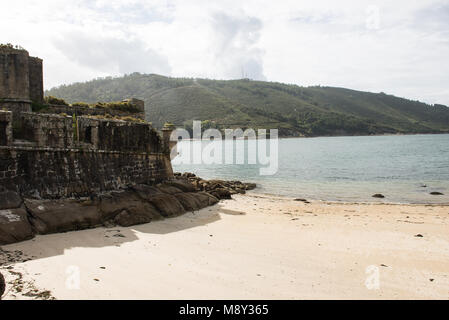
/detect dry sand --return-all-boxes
[1,193,448,300]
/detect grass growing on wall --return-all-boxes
[44,96,69,106]
[42,97,142,114]
[93,101,142,113]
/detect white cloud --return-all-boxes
[209,12,265,80]
[53,31,171,75]
[1,0,448,105]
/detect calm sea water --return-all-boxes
[173,134,449,204]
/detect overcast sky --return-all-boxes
[1,0,448,105]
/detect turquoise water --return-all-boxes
[173,134,449,204]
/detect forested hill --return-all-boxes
[45,73,449,137]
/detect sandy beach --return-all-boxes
[1,192,448,300]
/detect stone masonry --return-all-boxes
[0,46,43,120]
[0,47,224,246]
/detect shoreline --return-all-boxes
[248,190,449,206]
[1,192,448,300]
[278,132,449,139]
[177,132,449,140]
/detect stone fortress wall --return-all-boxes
[0,110,174,199]
[0,46,43,119]
[0,46,225,245]
[0,45,173,200]
[28,56,44,103]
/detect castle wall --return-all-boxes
[0,101,32,117]
[0,47,186,245]
[0,112,173,199]
[96,119,161,153]
[40,104,145,119]
[0,147,171,199]
[15,113,74,147]
[0,110,13,146]
[28,57,43,103]
[0,48,30,101]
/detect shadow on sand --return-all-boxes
[0,203,227,265]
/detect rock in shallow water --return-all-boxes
[372,194,385,198]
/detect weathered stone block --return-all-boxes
[175,192,204,211]
[157,184,183,195]
[24,199,102,234]
[147,194,186,217]
[164,179,197,192]
[0,188,22,209]
[0,206,34,245]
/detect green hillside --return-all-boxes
[45,73,449,137]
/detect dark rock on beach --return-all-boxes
[147,193,186,217]
[99,191,144,220]
[210,188,232,200]
[372,194,385,198]
[429,192,444,195]
[0,206,34,244]
[129,184,162,200]
[156,184,184,195]
[0,173,255,245]
[113,209,154,227]
[294,198,310,203]
[25,199,102,234]
[196,192,220,206]
[174,172,257,200]
[164,179,197,193]
[175,193,204,211]
[414,234,424,237]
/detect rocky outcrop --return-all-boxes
[25,199,103,234]
[147,194,186,217]
[174,172,257,199]
[0,206,34,244]
[0,174,256,245]
[0,187,34,244]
